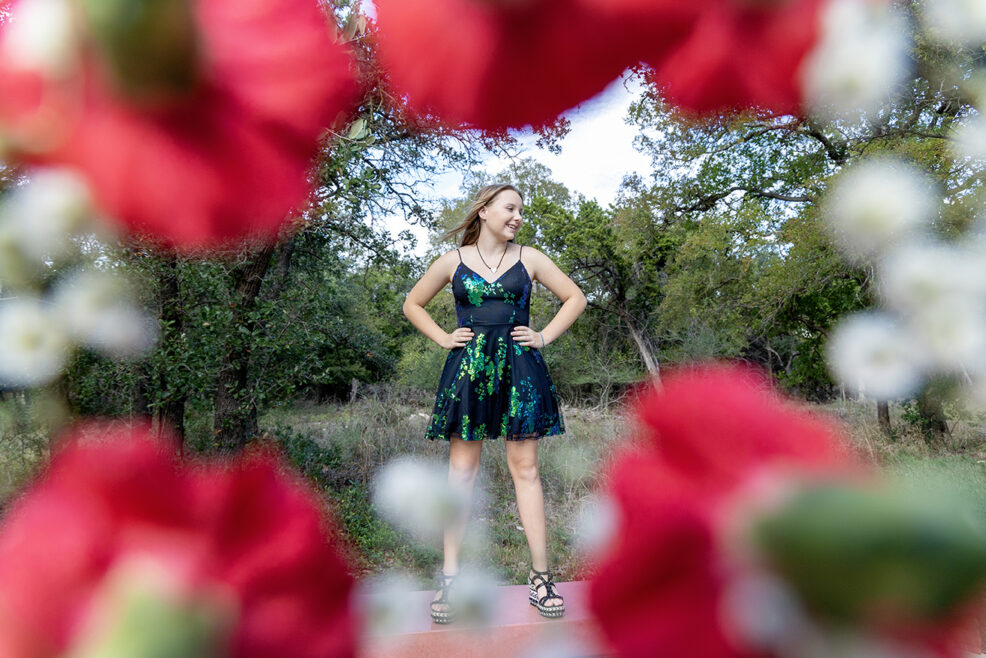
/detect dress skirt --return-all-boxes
[425,322,564,442]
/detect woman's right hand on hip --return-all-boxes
[441,327,474,349]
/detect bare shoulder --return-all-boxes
[430,249,462,281]
[520,246,556,278]
[520,246,552,263]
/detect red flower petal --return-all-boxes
[590,365,855,657]
[649,0,826,116]
[590,453,750,658]
[0,0,360,251]
[374,0,644,130]
[0,425,356,657]
[634,365,852,492]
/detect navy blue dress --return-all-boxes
[426,247,565,442]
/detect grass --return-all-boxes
[3,388,986,590]
[261,393,986,588]
[259,395,628,587]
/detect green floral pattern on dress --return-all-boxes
[426,254,564,442]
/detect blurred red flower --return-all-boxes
[589,365,852,658]
[589,365,986,658]
[0,424,356,658]
[373,0,658,130]
[375,0,826,125]
[0,0,360,251]
[648,0,825,116]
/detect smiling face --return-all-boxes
[479,189,524,242]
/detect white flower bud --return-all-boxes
[720,571,809,653]
[1,0,79,77]
[878,241,986,314]
[2,169,94,263]
[372,457,467,538]
[0,297,70,386]
[826,312,927,400]
[911,298,986,373]
[950,113,986,161]
[356,573,421,638]
[921,0,986,47]
[802,0,910,122]
[446,568,497,627]
[824,159,937,261]
[574,495,618,558]
[52,269,156,358]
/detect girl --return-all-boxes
[402,184,586,624]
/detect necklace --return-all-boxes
[476,244,508,274]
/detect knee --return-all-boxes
[449,459,480,485]
[507,458,540,484]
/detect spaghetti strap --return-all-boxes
[518,245,523,264]
[456,248,462,263]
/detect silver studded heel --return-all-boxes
[528,568,565,618]
[430,572,457,624]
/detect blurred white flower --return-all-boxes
[801,0,909,122]
[1,0,79,77]
[824,159,937,261]
[950,113,986,161]
[878,241,986,313]
[52,269,156,358]
[356,573,421,638]
[826,312,927,400]
[908,297,986,374]
[447,568,497,627]
[720,571,809,653]
[372,457,467,538]
[921,0,986,47]
[960,375,986,410]
[2,169,94,263]
[574,495,618,558]
[0,297,70,387]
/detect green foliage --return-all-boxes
[331,485,441,575]
[0,392,56,496]
[394,334,447,393]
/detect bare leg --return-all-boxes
[505,439,563,612]
[505,439,549,572]
[432,436,483,619]
[443,435,483,575]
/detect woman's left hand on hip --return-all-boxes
[511,325,544,348]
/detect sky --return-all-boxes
[391,74,654,254]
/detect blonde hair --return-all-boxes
[442,184,523,246]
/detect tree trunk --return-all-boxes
[213,243,277,453]
[157,256,186,439]
[619,310,659,379]
[266,236,296,301]
[916,386,949,444]
[132,359,151,418]
[877,400,891,435]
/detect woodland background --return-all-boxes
[1,1,984,582]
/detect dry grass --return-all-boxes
[259,395,632,586]
[262,393,986,586]
[820,398,986,464]
[3,389,982,588]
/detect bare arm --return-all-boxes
[511,248,586,348]
[402,251,474,349]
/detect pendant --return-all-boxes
[490,267,497,273]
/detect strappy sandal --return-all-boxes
[430,572,457,624]
[528,568,565,619]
